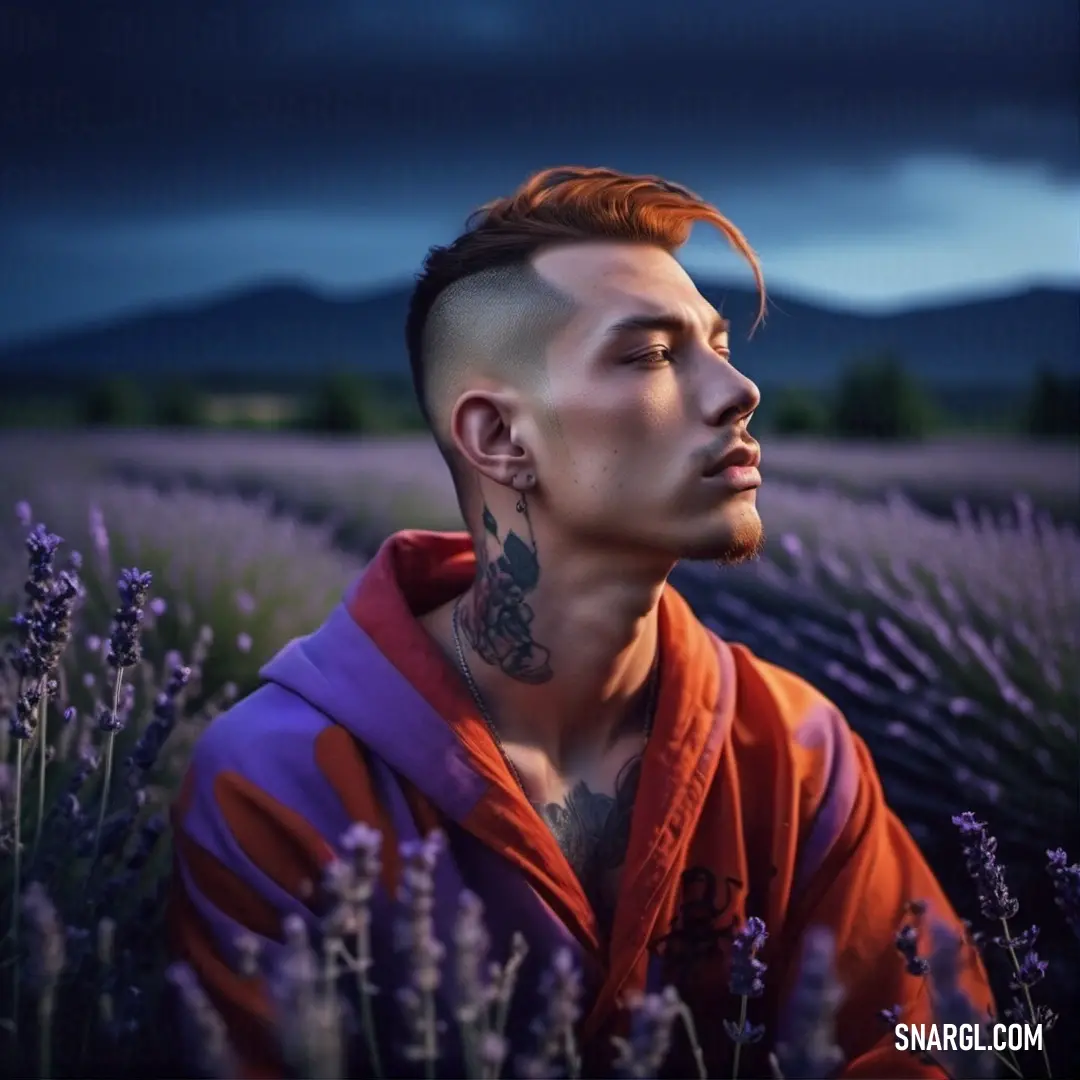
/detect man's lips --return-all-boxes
[701,442,761,477]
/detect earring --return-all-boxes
[512,472,535,491]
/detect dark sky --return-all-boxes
[1,0,1077,345]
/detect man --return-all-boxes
[169,166,992,1078]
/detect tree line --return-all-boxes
[25,354,1080,440]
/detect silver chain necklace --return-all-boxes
[450,598,660,796]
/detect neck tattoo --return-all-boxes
[451,594,661,928]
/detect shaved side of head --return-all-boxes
[421,260,578,507]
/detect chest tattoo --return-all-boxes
[531,754,644,929]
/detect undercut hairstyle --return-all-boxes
[405,165,768,499]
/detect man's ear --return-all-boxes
[450,388,533,488]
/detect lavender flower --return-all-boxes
[21,882,66,995]
[729,916,768,998]
[23,524,62,606]
[7,520,83,1036]
[895,923,929,976]
[453,890,495,1078]
[107,568,153,670]
[1010,950,1047,990]
[22,881,66,1077]
[14,499,32,527]
[949,815,1055,1077]
[771,928,845,1080]
[125,662,192,781]
[517,947,584,1080]
[88,503,111,569]
[91,568,153,869]
[9,680,44,740]
[726,915,768,1080]
[723,1015,767,1047]
[96,701,127,736]
[611,986,682,1079]
[167,962,235,1078]
[952,812,1018,920]
[925,922,996,1080]
[488,932,530,1071]
[8,525,79,745]
[395,830,448,1076]
[992,922,1038,952]
[1004,996,1058,1029]
[342,821,382,883]
[95,917,118,1043]
[879,1003,903,1026]
[453,890,491,1027]
[234,931,262,979]
[274,915,345,1079]
[13,568,80,683]
[126,813,167,873]
[1046,847,1080,940]
[323,822,384,1077]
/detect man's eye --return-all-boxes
[637,347,674,367]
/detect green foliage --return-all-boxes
[152,381,204,427]
[82,377,148,427]
[1022,369,1080,440]
[830,351,937,440]
[298,371,373,434]
[770,388,829,435]
[0,396,80,429]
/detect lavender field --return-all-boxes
[0,429,1078,1078]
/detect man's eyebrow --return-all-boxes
[601,311,731,341]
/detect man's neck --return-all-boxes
[450,507,672,767]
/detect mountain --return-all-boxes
[2,278,1077,393]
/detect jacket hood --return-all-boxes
[258,531,493,822]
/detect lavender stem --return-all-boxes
[675,1001,709,1080]
[31,691,48,859]
[732,994,748,1080]
[90,668,125,869]
[9,739,24,1037]
[565,1026,582,1080]
[353,925,383,1079]
[999,917,1053,1080]
[423,992,437,1080]
[39,989,54,1079]
[988,1045,1024,1078]
[492,933,528,1052]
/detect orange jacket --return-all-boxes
[169,530,992,1077]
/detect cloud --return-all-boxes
[679,156,1080,310]
[3,151,1075,343]
[2,0,1076,195]
[0,0,1076,340]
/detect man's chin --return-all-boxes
[677,510,766,565]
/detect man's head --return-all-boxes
[406,166,768,566]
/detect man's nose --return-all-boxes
[702,363,761,428]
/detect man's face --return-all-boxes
[523,241,764,564]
